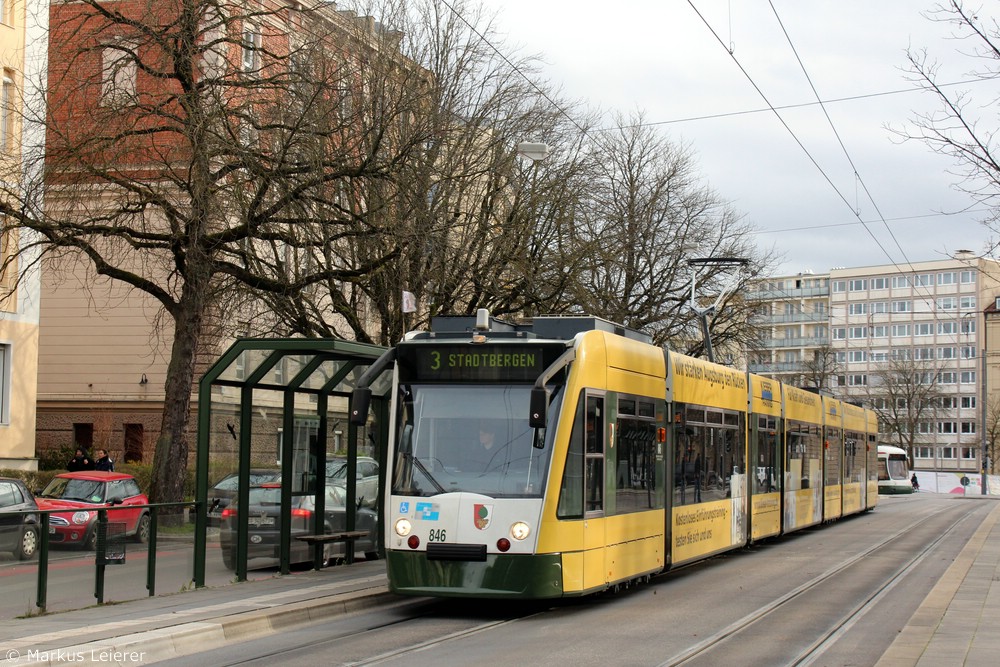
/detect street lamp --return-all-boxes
[516,142,551,162]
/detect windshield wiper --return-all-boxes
[408,453,445,494]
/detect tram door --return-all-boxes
[582,394,606,589]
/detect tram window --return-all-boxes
[584,395,604,514]
[638,401,655,418]
[786,422,821,491]
[754,417,778,494]
[619,399,636,416]
[615,417,658,513]
[557,396,586,519]
[825,428,842,485]
[673,404,744,506]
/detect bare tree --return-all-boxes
[800,344,841,392]
[0,0,426,503]
[983,393,1000,473]
[569,112,778,352]
[864,353,945,465]
[895,0,1000,243]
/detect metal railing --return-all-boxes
[2,501,197,613]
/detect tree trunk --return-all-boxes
[150,282,205,506]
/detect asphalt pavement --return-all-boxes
[0,497,997,666]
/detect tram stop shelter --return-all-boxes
[192,338,393,585]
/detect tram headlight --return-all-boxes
[510,521,530,541]
[394,518,412,537]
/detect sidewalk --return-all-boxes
[877,498,1000,667]
[0,559,390,666]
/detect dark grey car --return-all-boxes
[0,478,40,560]
[219,483,377,570]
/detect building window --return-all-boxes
[73,423,95,450]
[849,303,868,315]
[961,319,976,334]
[914,322,934,336]
[892,301,911,313]
[938,272,957,285]
[960,270,976,284]
[848,350,867,362]
[872,277,889,290]
[0,343,9,425]
[937,297,957,310]
[937,347,956,360]
[938,372,957,384]
[960,296,977,310]
[916,446,933,458]
[849,279,868,291]
[940,397,957,409]
[847,374,867,386]
[871,350,888,361]
[849,326,867,339]
[242,25,261,72]
[962,346,976,359]
[871,301,888,313]
[101,43,137,106]
[961,371,976,384]
[938,422,957,434]
[940,447,956,459]
[833,327,846,340]
[961,422,977,434]
[813,325,827,338]
[1,70,13,152]
[962,396,977,409]
[835,351,846,362]
[871,325,889,338]
[892,275,912,289]
[937,321,956,335]
[124,423,144,463]
[914,274,934,287]
[962,447,977,460]
[832,280,846,293]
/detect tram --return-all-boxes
[877,444,914,494]
[350,311,878,598]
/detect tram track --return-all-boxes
[656,500,983,667]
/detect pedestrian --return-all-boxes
[911,473,919,491]
[67,447,93,472]
[94,448,115,472]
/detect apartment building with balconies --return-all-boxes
[830,254,1000,472]
[747,271,832,389]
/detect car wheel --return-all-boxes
[83,527,97,551]
[133,513,151,544]
[16,526,39,560]
[222,547,236,571]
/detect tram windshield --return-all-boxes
[391,384,559,498]
[885,454,909,481]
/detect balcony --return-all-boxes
[747,286,830,300]
[762,336,830,348]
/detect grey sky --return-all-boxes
[478,0,999,276]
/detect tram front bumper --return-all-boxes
[385,550,565,599]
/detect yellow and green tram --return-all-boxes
[351,312,878,599]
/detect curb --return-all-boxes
[1,585,394,666]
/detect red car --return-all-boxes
[35,472,151,549]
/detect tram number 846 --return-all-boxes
[428,529,447,542]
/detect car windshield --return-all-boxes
[326,460,348,479]
[213,472,281,491]
[41,478,106,503]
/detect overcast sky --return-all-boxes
[475,0,1000,276]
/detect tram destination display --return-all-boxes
[402,345,550,382]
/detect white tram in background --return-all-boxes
[877,445,914,494]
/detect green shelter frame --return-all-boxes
[193,338,393,585]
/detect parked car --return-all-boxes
[35,472,150,549]
[325,456,379,507]
[0,478,40,560]
[219,483,377,571]
[208,469,282,525]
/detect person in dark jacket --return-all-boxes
[67,448,93,472]
[94,449,115,472]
